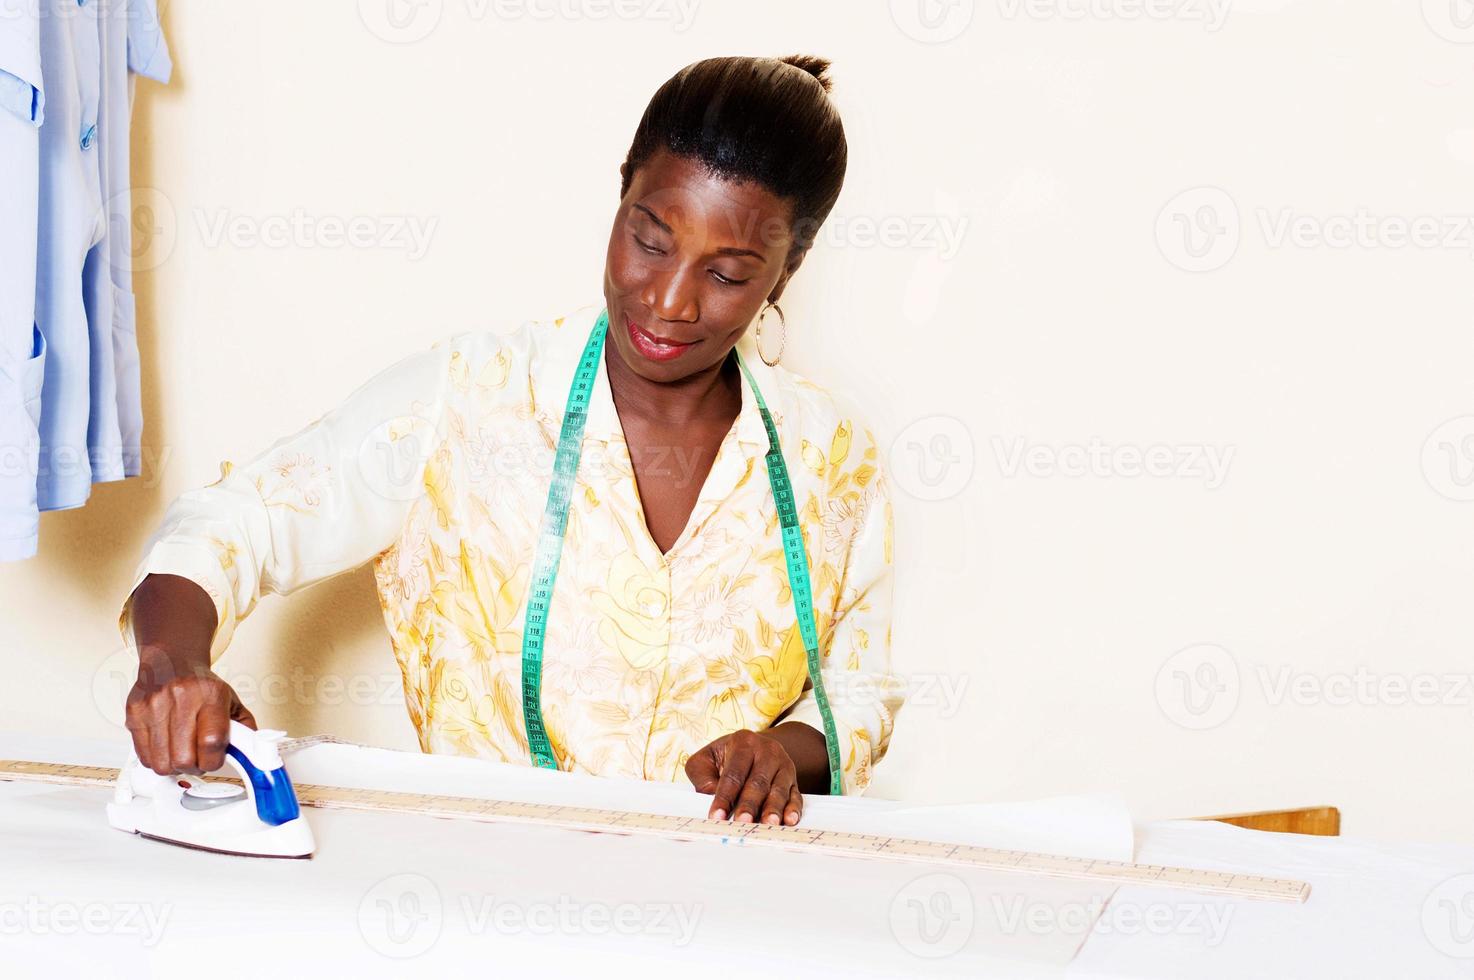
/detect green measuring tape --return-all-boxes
[520,309,845,796]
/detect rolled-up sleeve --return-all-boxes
[0,0,44,125]
[118,338,454,662]
[781,422,904,795]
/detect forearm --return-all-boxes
[764,721,832,795]
[128,573,218,675]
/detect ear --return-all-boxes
[768,247,808,306]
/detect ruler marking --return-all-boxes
[0,759,1309,902]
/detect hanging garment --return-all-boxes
[0,0,170,561]
[0,0,45,560]
[93,0,170,487]
[118,303,904,794]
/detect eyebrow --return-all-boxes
[633,203,768,262]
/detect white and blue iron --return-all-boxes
[106,721,316,859]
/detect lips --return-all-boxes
[626,314,697,362]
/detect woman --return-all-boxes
[119,54,903,828]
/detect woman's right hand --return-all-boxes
[123,573,255,776]
[125,651,256,776]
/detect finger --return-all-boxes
[126,714,162,773]
[685,747,722,795]
[759,778,791,826]
[784,785,804,826]
[731,756,777,825]
[125,723,151,770]
[167,688,201,775]
[124,688,156,769]
[195,698,231,774]
[127,668,173,774]
[229,692,257,731]
[710,741,755,821]
[144,703,175,776]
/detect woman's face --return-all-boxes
[604,148,801,384]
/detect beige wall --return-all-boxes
[5,0,1473,844]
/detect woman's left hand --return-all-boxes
[686,728,804,826]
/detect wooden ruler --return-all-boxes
[0,758,1311,903]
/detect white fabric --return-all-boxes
[281,738,1137,862]
[1070,820,1474,978]
[1,732,1470,978]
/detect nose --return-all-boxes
[640,268,699,324]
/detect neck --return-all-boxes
[605,343,741,428]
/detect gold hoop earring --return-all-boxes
[756,302,786,367]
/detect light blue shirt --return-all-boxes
[0,0,169,561]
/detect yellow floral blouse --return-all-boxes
[118,302,903,794]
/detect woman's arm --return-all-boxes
[131,573,217,657]
[764,720,832,793]
[118,335,456,772]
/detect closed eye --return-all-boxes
[634,235,665,255]
[710,270,750,287]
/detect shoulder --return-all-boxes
[761,357,888,492]
[432,301,602,354]
[764,359,893,569]
[766,358,883,455]
[422,301,604,382]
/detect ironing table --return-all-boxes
[0,730,1469,978]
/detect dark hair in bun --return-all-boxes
[620,55,847,258]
